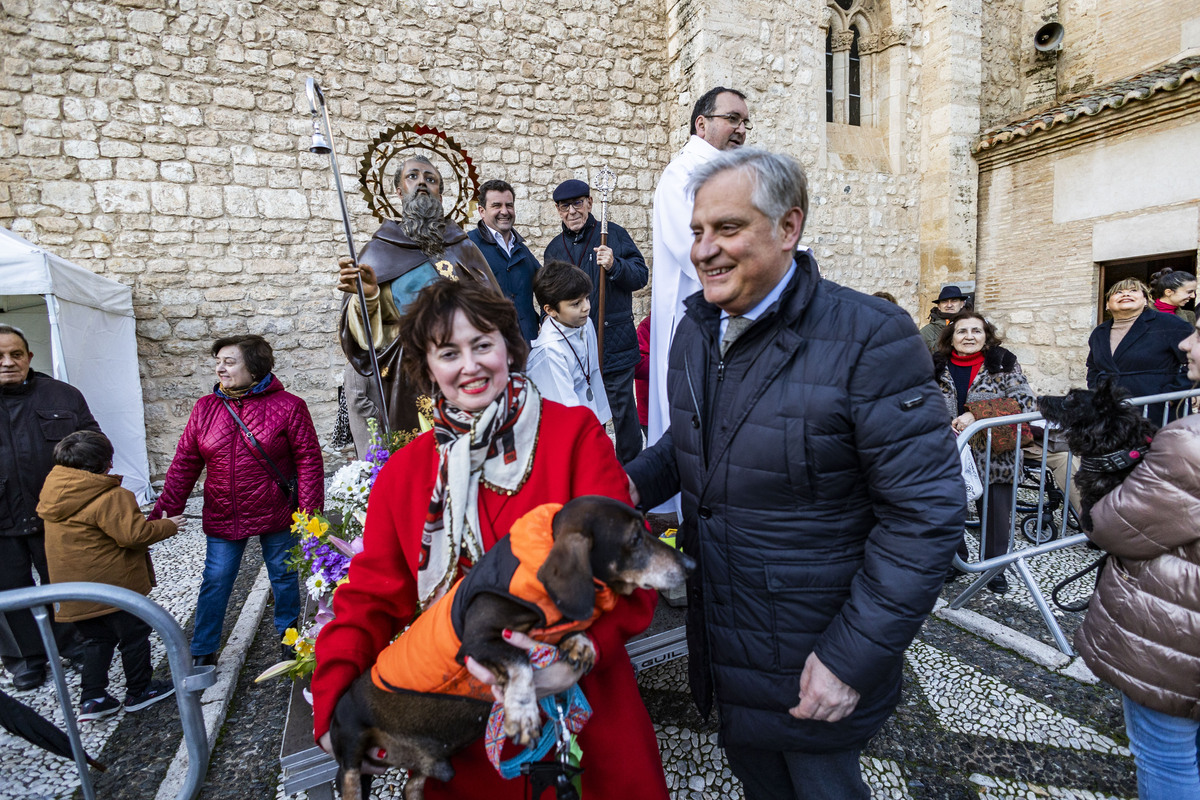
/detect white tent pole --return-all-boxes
[44,293,69,383]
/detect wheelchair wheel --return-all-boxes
[1020,514,1059,545]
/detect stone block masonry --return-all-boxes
[0,0,673,474]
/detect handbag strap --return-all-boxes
[221,398,293,488]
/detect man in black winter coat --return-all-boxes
[0,325,96,690]
[625,151,965,800]
[544,179,648,463]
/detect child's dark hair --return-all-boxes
[54,430,114,474]
[534,260,593,312]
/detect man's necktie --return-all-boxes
[721,315,753,357]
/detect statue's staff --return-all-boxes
[594,166,616,367]
[304,78,390,438]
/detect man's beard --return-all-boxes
[402,189,446,258]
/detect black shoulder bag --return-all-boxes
[221,399,300,508]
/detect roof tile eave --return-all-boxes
[974,56,1200,154]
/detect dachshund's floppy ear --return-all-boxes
[538,520,596,622]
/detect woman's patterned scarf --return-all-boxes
[418,374,541,608]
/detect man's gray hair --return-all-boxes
[393,154,443,191]
[687,148,809,236]
[0,324,29,350]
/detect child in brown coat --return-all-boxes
[38,431,184,721]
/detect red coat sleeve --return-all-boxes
[563,410,658,666]
[150,399,207,519]
[310,437,434,739]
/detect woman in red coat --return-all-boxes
[312,279,668,799]
[151,335,324,667]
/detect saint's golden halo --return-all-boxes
[358,123,480,227]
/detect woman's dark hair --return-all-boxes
[935,311,1003,358]
[1149,267,1196,299]
[871,291,898,304]
[211,335,274,380]
[397,279,528,393]
[54,430,114,474]
[533,261,593,312]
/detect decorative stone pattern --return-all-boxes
[907,641,1129,756]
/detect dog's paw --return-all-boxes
[557,633,596,673]
[503,697,542,746]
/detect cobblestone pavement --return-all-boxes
[1,501,1136,800]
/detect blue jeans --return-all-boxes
[191,529,300,657]
[1124,694,1200,800]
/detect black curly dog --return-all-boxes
[1037,378,1157,530]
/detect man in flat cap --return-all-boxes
[543,179,648,463]
[919,285,969,353]
[337,156,498,450]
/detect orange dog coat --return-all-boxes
[371,503,617,700]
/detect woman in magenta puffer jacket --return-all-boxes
[151,335,324,667]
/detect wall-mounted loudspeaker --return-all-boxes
[1034,22,1064,52]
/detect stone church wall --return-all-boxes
[0,0,672,473]
[2,0,942,475]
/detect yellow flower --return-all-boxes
[281,628,299,646]
[306,516,328,538]
[295,638,315,659]
[336,577,350,587]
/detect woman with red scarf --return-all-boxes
[311,279,668,799]
[933,312,1035,593]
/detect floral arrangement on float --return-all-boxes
[256,419,421,683]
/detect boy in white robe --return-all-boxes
[526,261,611,425]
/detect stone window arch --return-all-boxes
[818,0,911,173]
[824,2,875,127]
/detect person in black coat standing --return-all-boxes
[1087,278,1192,423]
[0,325,94,691]
[544,179,648,463]
[467,179,542,343]
[625,150,965,800]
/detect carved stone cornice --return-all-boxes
[859,26,909,55]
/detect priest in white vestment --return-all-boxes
[648,87,752,454]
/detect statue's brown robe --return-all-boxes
[339,217,499,435]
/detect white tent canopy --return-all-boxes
[0,226,153,504]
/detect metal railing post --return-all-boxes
[949,386,1200,656]
[0,583,215,800]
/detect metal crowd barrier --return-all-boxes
[949,386,1200,655]
[0,583,216,800]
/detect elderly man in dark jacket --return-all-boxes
[544,178,648,463]
[625,150,965,800]
[0,325,96,690]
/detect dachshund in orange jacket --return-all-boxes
[329,495,693,800]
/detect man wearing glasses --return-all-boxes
[543,179,649,464]
[647,86,750,506]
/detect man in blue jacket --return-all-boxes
[625,150,965,800]
[544,179,648,463]
[467,179,542,343]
